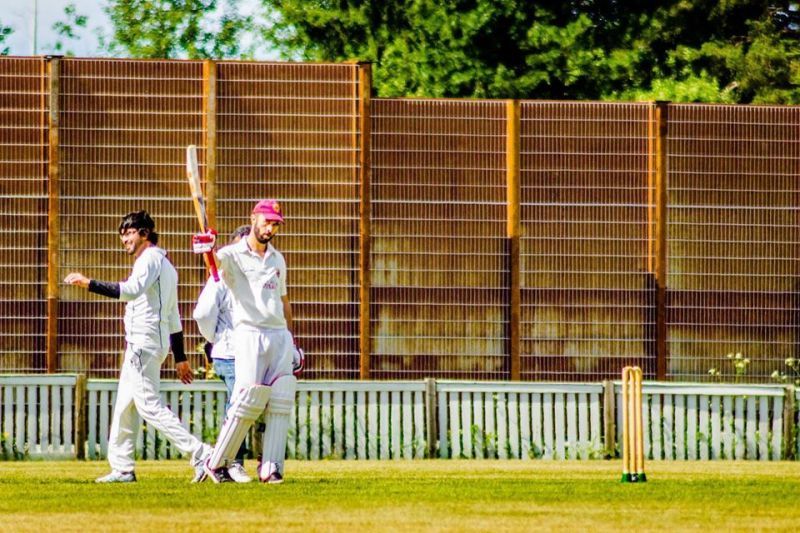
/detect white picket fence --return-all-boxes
[615,383,789,461]
[437,382,604,459]
[0,375,82,459]
[85,380,228,460]
[290,381,428,460]
[2,375,798,461]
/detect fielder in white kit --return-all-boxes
[193,199,299,484]
[64,210,211,483]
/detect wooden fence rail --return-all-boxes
[1,375,797,461]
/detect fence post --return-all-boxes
[45,56,61,374]
[603,380,616,458]
[653,101,669,380]
[74,374,87,459]
[506,100,521,381]
[202,60,217,230]
[358,62,372,379]
[783,385,796,460]
[425,378,437,458]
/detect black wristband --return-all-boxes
[170,331,187,364]
[203,342,213,364]
[88,280,121,299]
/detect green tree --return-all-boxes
[258,0,800,103]
[103,0,256,59]
[0,20,13,56]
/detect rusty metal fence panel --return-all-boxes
[0,58,47,373]
[370,99,508,379]
[57,59,207,377]
[215,62,361,379]
[667,105,800,382]
[2,56,799,383]
[519,102,655,380]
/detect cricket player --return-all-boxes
[64,210,211,483]
[192,199,300,484]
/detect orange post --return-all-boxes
[654,102,669,380]
[357,63,372,379]
[45,57,61,374]
[202,60,218,230]
[506,100,521,381]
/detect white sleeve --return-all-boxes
[193,277,220,343]
[119,251,160,302]
[169,302,182,335]
[216,247,236,287]
[279,258,288,297]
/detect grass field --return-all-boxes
[1,460,799,531]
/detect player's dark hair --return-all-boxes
[230,224,251,242]
[119,210,158,244]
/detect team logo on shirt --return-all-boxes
[264,280,278,290]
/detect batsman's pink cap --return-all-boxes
[252,199,284,222]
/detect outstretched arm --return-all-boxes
[64,273,120,299]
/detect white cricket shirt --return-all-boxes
[118,246,182,351]
[193,276,236,360]
[216,239,288,330]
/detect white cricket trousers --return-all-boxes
[107,344,204,472]
[231,326,293,398]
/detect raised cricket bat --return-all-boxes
[186,145,219,281]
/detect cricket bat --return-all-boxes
[186,145,220,281]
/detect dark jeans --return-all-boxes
[213,358,246,465]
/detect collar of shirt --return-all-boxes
[233,237,275,262]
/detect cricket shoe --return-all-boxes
[203,459,234,483]
[228,463,252,483]
[190,443,213,483]
[95,470,136,483]
[259,461,284,485]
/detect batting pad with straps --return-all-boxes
[260,374,297,476]
[207,384,271,469]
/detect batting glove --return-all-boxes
[192,229,217,254]
[292,345,305,377]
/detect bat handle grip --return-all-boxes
[206,252,220,282]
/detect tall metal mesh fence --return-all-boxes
[370,99,508,379]
[57,59,207,378]
[215,62,361,380]
[1,56,799,383]
[519,102,655,380]
[667,104,800,382]
[0,57,47,373]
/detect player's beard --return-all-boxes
[123,236,141,255]
[254,226,274,245]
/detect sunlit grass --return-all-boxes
[1,460,799,531]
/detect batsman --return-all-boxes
[194,199,300,484]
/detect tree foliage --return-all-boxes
[50,4,89,56]
[258,0,800,103]
[0,20,13,56]
[103,0,255,59]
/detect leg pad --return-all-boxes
[208,385,271,469]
